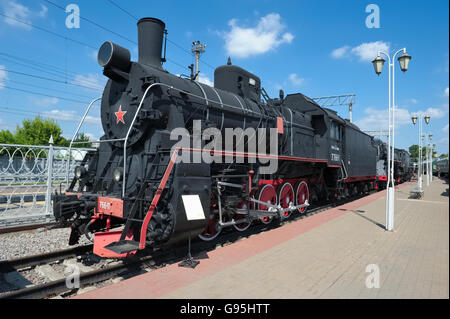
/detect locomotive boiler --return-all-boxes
[53,17,409,258]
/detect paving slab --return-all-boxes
[74,179,449,299]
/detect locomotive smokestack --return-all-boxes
[137,17,165,68]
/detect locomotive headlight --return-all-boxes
[98,41,131,72]
[74,166,86,179]
[113,167,123,182]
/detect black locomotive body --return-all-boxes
[53,17,412,258]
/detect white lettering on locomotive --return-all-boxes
[331,153,340,161]
[99,201,111,210]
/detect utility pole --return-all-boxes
[312,94,356,123]
[191,41,206,80]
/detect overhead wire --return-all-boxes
[0,12,97,50]
[0,67,103,92]
[103,0,215,71]
[5,79,96,99]
[0,52,103,88]
[1,85,91,104]
[106,0,139,21]
[43,0,138,46]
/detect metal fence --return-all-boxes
[0,141,95,227]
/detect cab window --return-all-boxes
[330,121,341,141]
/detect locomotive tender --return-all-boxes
[53,17,412,258]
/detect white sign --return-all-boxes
[181,195,206,221]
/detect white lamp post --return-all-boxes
[412,114,429,192]
[432,143,436,181]
[427,133,433,185]
[372,48,411,231]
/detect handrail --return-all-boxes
[65,96,102,185]
[122,83,166,197]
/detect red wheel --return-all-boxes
[278,182,294,218]
[295,181,309,213]
[257,184,277,224]
[233,201,252,232]
[198,213,221,241]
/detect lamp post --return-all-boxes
[372,48,411,231]
[430,144,436,181]
[427,133,433,185]
[412,114,429,192]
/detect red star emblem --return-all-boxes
[115,105,127,124]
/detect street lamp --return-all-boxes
[398,53,412,72]
[372,48,411,231]
[372,55,386,75]
[412,113,430,192]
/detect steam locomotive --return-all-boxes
[53,17,413,258]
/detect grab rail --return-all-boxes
[65,96,102,185]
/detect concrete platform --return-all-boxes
[74,178,449,299]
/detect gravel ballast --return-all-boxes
[0,227,91,261]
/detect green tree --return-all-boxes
[409,144,437,161]
[14,117,67,146]
[0,117,92,147]
[440,154,449,158]
[0,130,15,144]
[71,133,92,148]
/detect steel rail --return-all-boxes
[0,244,93,273]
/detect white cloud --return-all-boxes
[445,87,449,97]
[42,110,100,124]
[288,73,304,86]
[355,106,413,131]
[351,41,390,62]
[1,1,47,30]
[72,74,105,90]
[443,124,449,134]
[42,110,77,122]
[331,41,390,62]
[0,65,7,88]
[84,115,100,124]
[30,97,59,107]
[424,106,446,119]
[196,73,214,87]
[2,0,31,29]
[223,13,294,58]
[331,46,350,59]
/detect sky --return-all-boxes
[0,0,448,154]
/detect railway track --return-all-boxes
[0,191,375,299]
[0,245,93,273]
[0,222,56,235]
